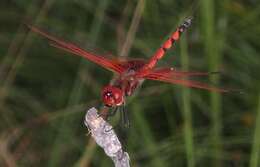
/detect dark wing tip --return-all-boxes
[224,88,244,94]
[22,20,35,31]
[209,71,221,75]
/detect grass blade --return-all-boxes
[249,93,260,167]
[180,34,195,167]
[200,0,225,166]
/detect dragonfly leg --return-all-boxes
[108,107,119,116]
[104,107,122,132]
[97,105,115,120]
[104,105,130,132]
[121,104,130,128]
[118,104,130,149]
[100,107,119,120]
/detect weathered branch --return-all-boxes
[84,107,130,167]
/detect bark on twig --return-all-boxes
[84,107,130,167]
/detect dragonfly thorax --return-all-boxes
[102,85,124,107]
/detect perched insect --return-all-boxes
[28,17,232,126]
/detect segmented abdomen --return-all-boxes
[143,17,193,71]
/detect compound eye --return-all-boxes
[103,91,116,107]
[105,91,113,98]
[102,86,123,107]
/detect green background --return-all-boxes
[0,0,259,166]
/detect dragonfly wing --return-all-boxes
[143,67,228,92]
[136,67,218,78]
[28,25,125,74]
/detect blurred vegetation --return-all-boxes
[0,0,260,167]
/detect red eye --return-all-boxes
[102,86,124,106]
[104,92,112,98]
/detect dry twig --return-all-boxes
[84,107,130,167]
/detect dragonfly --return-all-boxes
[28,17,231,126]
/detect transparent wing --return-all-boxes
[141,67,218,78]
[143,67,229,92]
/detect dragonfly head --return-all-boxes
[102,85,124,107]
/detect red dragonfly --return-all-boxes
[28,18,231,124]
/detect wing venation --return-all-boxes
[28,25,125,73]
[143,67,228,92]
